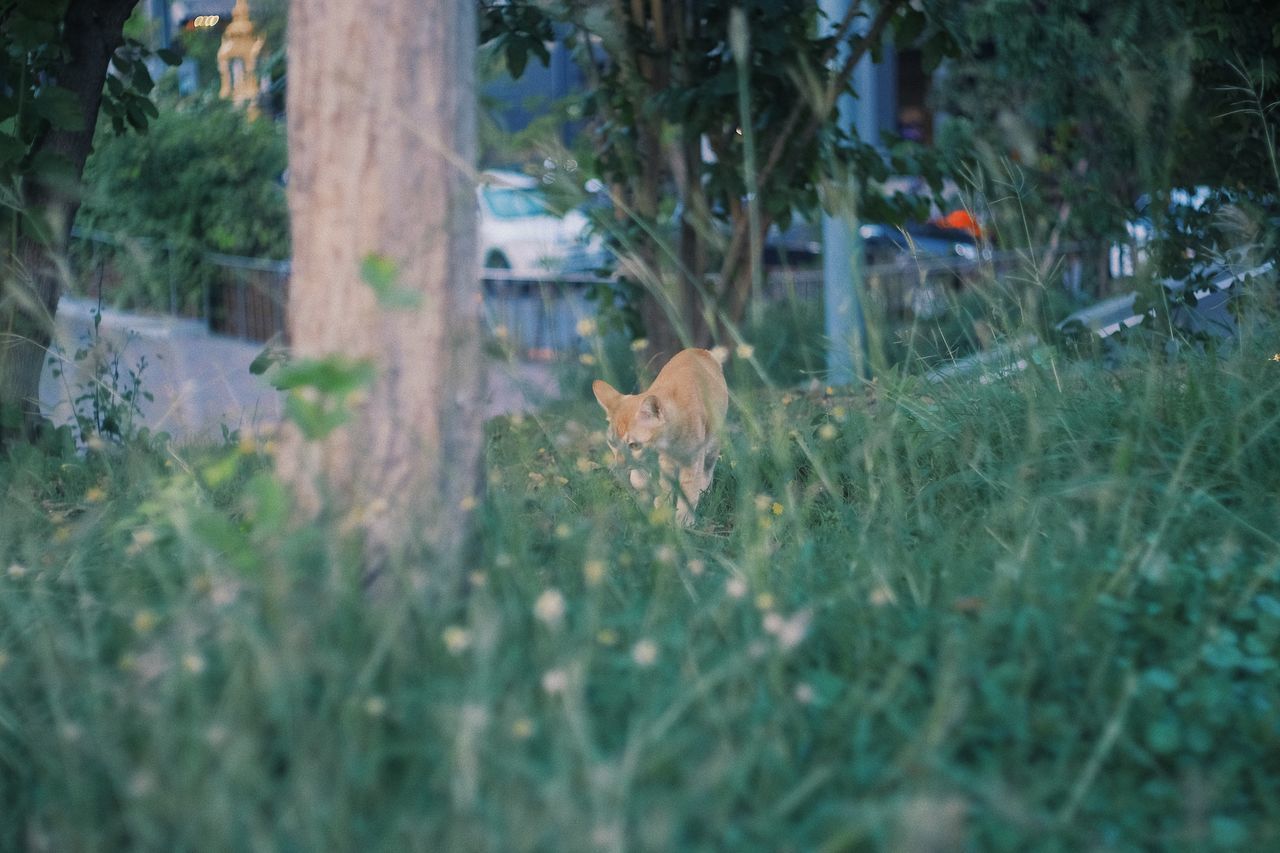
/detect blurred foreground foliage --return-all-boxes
[3,321,1279,848]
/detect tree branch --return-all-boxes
[716,0,906,297]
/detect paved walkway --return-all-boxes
[40,298,561,442]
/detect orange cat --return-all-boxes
[592,348,729,525]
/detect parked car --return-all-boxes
[478,170,607,275]
[762,218,983,271]
[860,221,984,267]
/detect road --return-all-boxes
[40,297,561,443]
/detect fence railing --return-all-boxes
[70,228,290,343]
[69,228,1114,358]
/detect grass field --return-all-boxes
[2,313,1280,849]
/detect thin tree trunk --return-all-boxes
[279,0,483,575]
[0,0,137,448]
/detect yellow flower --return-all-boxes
[493,324,510,340]
[736,343,755,360]
[237,434,257,455]
[755,592,776,611]
[596,628,618,645]
[132,609,157,634]
[771,502,784,516]
[649,504,674,525]
[84,486,106,503]
[576,318,598,337]
[869,584,897,606]
[630,338,649,352]
[459,495,478,511]
[182,653,206,675]
[364,696,387,717]
[442,626,472,655]
[819,423,838,441]
[583,559,606,586]
[511,718,534,739]
[687,558,706,577]
[7,563,27,580]
[579,353,597,366]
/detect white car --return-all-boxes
[478,170,606,275]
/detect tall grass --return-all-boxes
[3,308,1279,847]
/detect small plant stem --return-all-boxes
[730,8,764,326]
[1058,673,1136,825]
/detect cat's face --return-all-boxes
[592,380,664,470]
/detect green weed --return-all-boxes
[3,326,1279,849]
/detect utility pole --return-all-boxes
[820,0,885,385]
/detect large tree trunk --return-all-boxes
[280,0,484,574]
[0,0,138,449]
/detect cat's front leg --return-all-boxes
[674,459,706,527]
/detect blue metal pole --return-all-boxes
[820,0,877,384]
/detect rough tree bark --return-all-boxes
[280,0,484,573]
[0,0,138,449]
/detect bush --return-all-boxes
[75,97,288,312]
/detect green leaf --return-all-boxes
[249,340,290,376]
[1144,719,1180,755]
[507,41,529,79]
[1210,817,1249,847]
[284,393,351,440]
[157,48,182,66]
[360,253,424,310]
[0,135,27,166]
[272,356,375,395]
[33,86,83,131]
[244,471,290,530]
[201,452,241,488]
[131,62,155,96]
[893,8,926,48]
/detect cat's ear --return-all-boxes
[638,395,663,422]
[592,380,621,411]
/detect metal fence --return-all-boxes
[70,228,289,342]
[69,228,1114,358]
